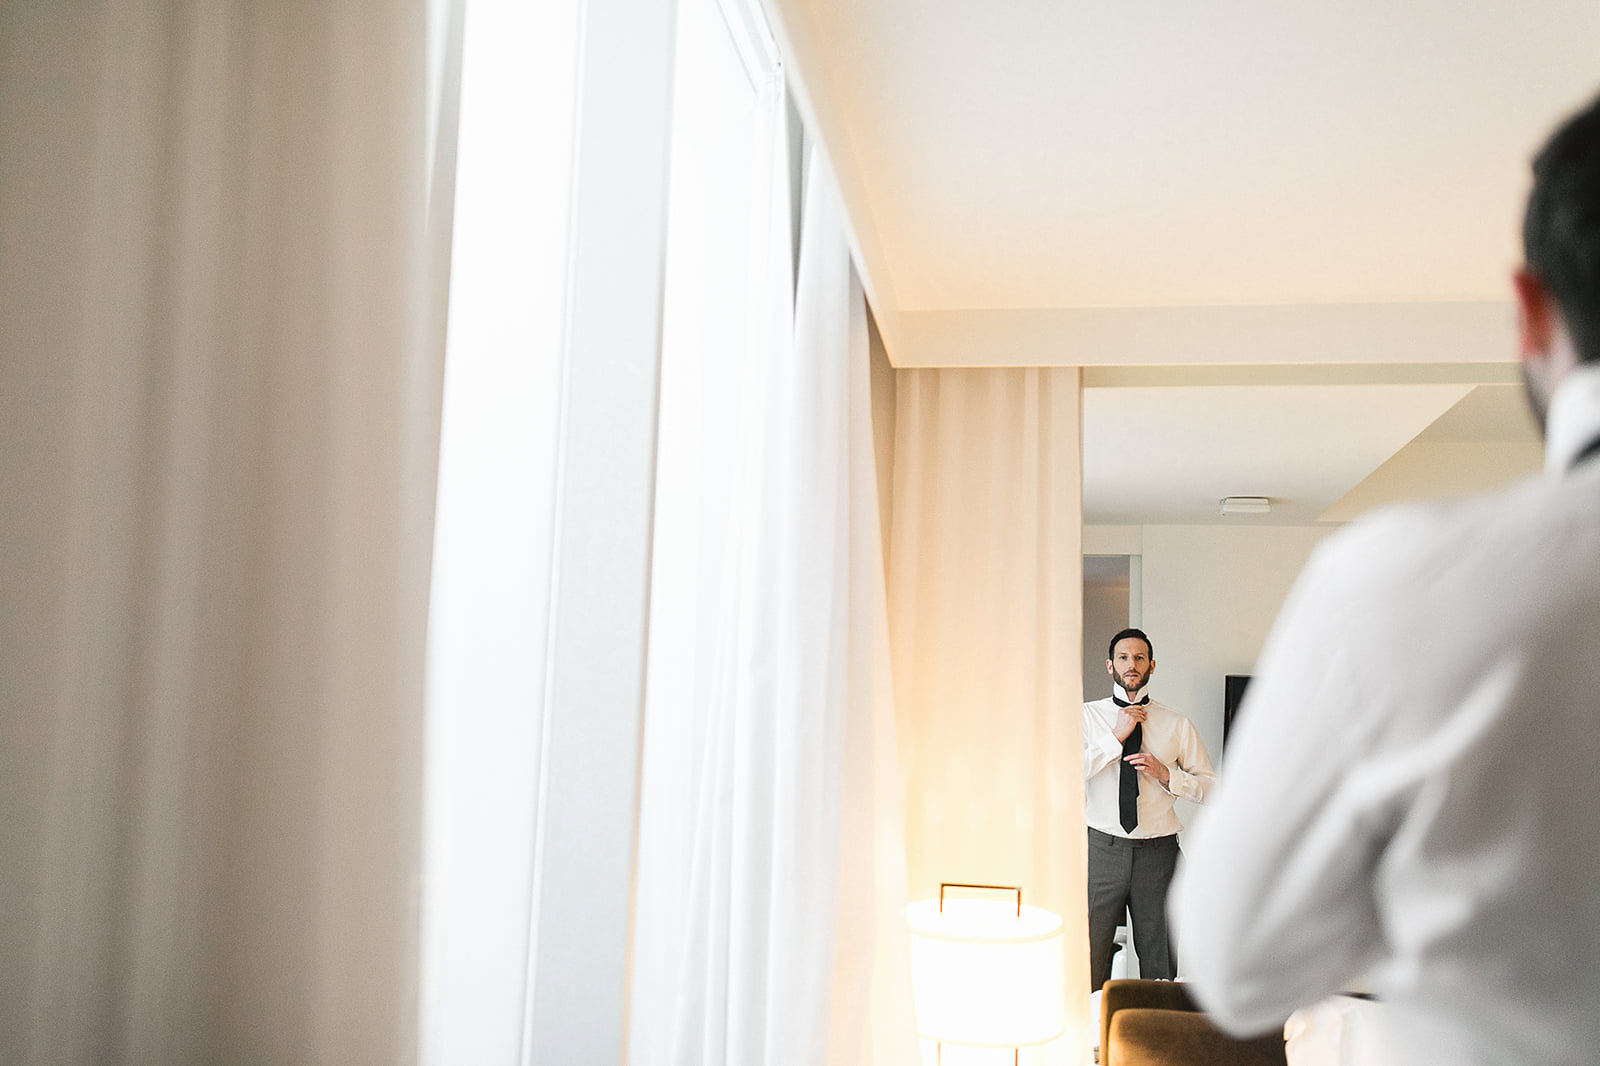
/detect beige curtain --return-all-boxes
[886,367,1091,1063]
[1,2,445,1062]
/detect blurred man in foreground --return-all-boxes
[1173,90,1600,1065]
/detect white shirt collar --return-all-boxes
[1543,362,1600,475]
[1114,682,1148,703]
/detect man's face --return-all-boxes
[1106,637,1153,694]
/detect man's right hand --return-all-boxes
[1113,704,1148,742]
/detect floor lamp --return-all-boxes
[908,883,1066,1064]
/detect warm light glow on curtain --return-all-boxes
[887,368,1090,1065]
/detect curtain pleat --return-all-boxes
[1,3,445,1062]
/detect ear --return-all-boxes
[1105,659,1115,678]
[1514,268,1556,366]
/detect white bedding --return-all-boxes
[1284,995,1400,1066]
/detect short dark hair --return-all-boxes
[1107,627,1153,662]
[1524,89,1600,364]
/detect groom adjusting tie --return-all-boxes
[1082,628,1216,991]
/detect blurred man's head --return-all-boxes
[1518,90,1600,429]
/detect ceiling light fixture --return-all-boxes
[1219,496,1271,516]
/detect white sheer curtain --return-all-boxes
[887,368,1091,1065]
[629,0,918,1059]
[420,0,578,1062]
[1,3,450,1062]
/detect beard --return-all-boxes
[1118,667,1150,694]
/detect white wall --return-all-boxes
[1083,525,1141,555]
[1136,524,1336,828]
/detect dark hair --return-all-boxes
[1107,627,1153,662]
[1524,90,1600,364]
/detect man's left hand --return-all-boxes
[1124,752,1170,787]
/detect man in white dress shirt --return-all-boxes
[1084,628,1215,990]
[1173,91,1600,1064]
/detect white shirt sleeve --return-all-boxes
[1083,703,1125,780]
[1161,718,1216,803]
[1171,541,1392,1035]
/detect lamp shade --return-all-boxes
[906,898,1066,1047]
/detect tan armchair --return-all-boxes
[1100,980,1287,1066]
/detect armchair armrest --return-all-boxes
[1108,1008,1287,1066]
[1100,980,1287,1066]
[1100,978,1201,1056]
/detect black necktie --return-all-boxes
[1112,694,1149,833]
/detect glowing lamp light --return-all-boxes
[907,884,1066,1062]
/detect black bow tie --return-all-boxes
[1112,694,1149,707]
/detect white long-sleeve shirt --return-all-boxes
[1173,366,1600,1065]
[1083,687,1215,838]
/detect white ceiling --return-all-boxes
[1411,383,1543,444]
[764,0,1592,524]
[1083,382,1471,525]
[1082,378,1543,526]
[1319,384,1544,522]
[773,0,1600,319]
